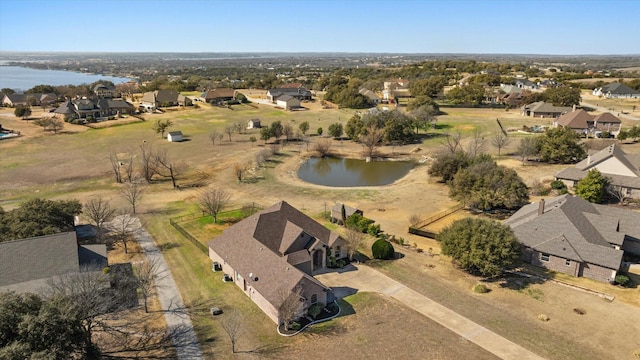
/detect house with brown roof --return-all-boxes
[0,231,107,294]
[555,144,640,199]
[201,88,236,104]
[504,195,640,283]
[554,109,621,137]
[208,201,347,325]
[521,101,572,118]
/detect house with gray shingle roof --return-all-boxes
[521,101,572,118]
[505,195,640,282]
[267,87,312,103]
[593,82,640,99]
[555,144,640,199]
[0,231,107,294]
[208,201,347,324]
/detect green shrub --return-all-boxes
[317,127,323,135]
[337,260,346,268]
[372,239,395,260]
[308,304,323,319]
[289,321,301,331]
[345,213,375,233]
[615,274,630,287]
[367,223,381,236]
[550,180,566,190]
[472,283,489,293]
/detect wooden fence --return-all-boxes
[408,203,464,239]
[169,218,208,254]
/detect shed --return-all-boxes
[247,119,262,129]
[167,131,183,142]
[330,203,363,223]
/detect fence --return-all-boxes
[169,218,208,254]
[408,203,464,239]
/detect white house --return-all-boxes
[167,131,183,142]
[593,83,640,99]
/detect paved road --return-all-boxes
[316,265,545,360]
[130,217,204,360]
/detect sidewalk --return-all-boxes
[130,217,203,360]
[316,265,545,360]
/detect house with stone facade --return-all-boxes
[208,201,346,324]
[555,144,640,200]
[505,195,640,283]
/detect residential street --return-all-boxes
[130,217,203,360]
[316,265,546,360]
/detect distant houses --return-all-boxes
[593,82,640,99]
[2,93,58,107]
[140,89,192,111]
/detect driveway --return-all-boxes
[316,265,545,360]
[129,217,203,360]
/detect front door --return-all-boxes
[313,249,324,271]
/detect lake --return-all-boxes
[297,157,414,187]
[0,66,133,91]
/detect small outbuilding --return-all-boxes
[330,203,363,223]
[276,95,301,110]
[247,119,262,129]
[167,131,183,142]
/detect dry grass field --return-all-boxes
[2,99,640,359]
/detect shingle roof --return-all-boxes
[592,112,621,124]
[601,82,640,95]
[525,101,572,115]
[276,95,294,102]
[555,109,594,129]
[208,201,342,309]
[505,195,632,269]
[203,88,236,100]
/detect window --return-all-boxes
[311,294,318,304]
[540,253,550,262]
[335,246,341,257]
[565,259,571,266]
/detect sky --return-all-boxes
[0,0,639,55]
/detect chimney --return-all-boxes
[587,154,591,164]
[538,199,545,216]
[572,104,577,112]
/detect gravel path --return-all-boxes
[130,217,203,360]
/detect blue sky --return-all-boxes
[1,0,638,54]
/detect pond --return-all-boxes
[297,157,413,187]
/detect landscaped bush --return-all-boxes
[308,303,323,319]
[472,283,489,293]
[372,238,395,260]
[345,213,375,233]
[367,223,381,236]
[615,274,630,287]
[550,180,567,190]
[337,259,346,268]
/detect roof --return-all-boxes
[504,195,634,269]
[268,87,312,98]
[0,231,106,292]
[524,101,572,115]
[555,109,594,129]
[168,131,183,136]
[54,100,76,114]
[359,88,380,100]
[331,203,362,218]
[202,88,236,100]
[555,144,640,189]
[276,95,295,102]
[208,201,342,309]
[592,112,621,124]
[601,82,640,95]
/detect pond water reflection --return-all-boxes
[297,157,413,187]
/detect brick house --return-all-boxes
[504,195,640,283]
[521,101,572,118]
[554,109,621,137]
[208,201,347,324]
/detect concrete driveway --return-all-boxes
[316,264,545,360]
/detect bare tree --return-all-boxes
[108,151,123,183]
[491,131,511,156]
[84,197,116,241]
[343,227,366,262]
[225,125,234,142]
[123,150,135,183]
[313,138,333,157]
[154,149,184,189]
[233,162,249,182]
[209,130,221,146]
[465,130,487,157]
[269,143,281,155]
[607,184,627,204]
[442,131,463,153]
[220,309,245,353]
[198,188,231,223]
[278,285,304,331]
[139,142,157,182]
[108,212,137,254]
[49,118,64,133]
[359,125,384,158]
[408,213,423,228]
[518,137,538,164]
[134,258,163,313]
[283,123,294,144]
[121,181,145,214]
[235,121,245,134]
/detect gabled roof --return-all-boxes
[505,195,630,269]
[359,88,380,100]
[54,100,76,114]
[556,144,640,189]
[524,101,572,114]
[208,201,341,309]
[202,88,236,100]
[4,93,25,103]
[555,109,594,129]
[592,112,621,124]
[331,203,361,218]
[276,94,294,102]
[601,82,640,95]
[268,87,312,97]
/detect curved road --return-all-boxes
[130,217,203,360]
[316,265,545,360]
